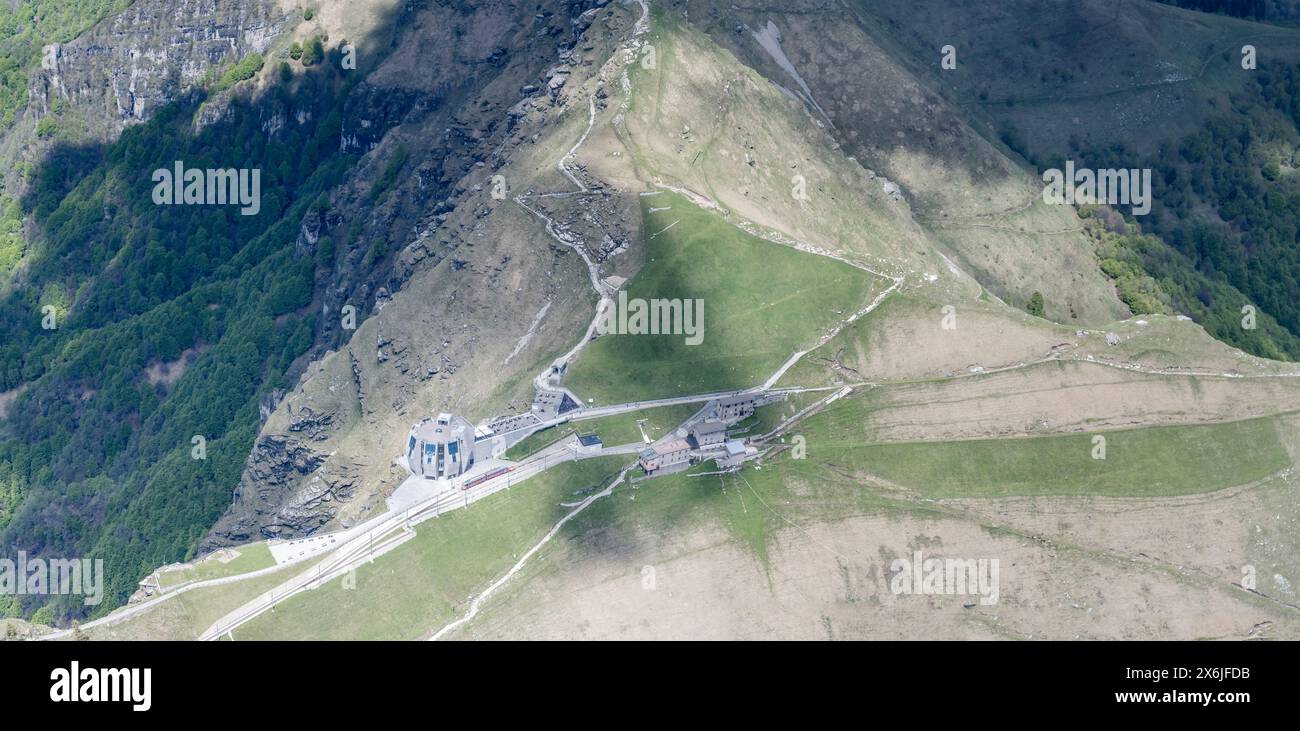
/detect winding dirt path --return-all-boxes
[427,465,636,640]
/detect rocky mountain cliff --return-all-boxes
[29,0,290,138]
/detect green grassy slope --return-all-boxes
[155,541,275,589]
[83,555,326,641]
[564,192,880,402]
[224,391,1288,639]
[845,0,1300,159]
[232,458,628,641]
[796,392,1290,498]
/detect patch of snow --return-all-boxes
[938,252,964,277]
[749,21,833,127]
[503,301,552,365]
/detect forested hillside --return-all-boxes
[0,51,370,622]
[0,1,135,281]
[1065,64,1300,359]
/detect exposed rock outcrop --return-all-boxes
[29,0,292,138]
[210,435,331,544]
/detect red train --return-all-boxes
[461,465,515,490]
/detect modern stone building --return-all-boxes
[532,389,580,420]
[403,413,499,481]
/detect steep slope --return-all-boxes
[657,1,1130,326]
[27,0,291,140]
[842,0,1300,160]
[0,0,632,621]
[825,0,1300,358]
[10,0,1300,639]
[204,0,642,546]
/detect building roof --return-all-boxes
[656,438,690,454]
[412,414,475,445]
[578,434,602,447]
[724,440,746,456]
[692,419,727,435]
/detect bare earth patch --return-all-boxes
[863,361,1300,442]
[449,507,1300,640]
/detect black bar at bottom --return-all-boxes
[0,640,1287,718]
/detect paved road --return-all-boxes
[193,446,581,640]
[493,383,835,446]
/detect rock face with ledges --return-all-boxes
[29,0,291,138]
[210,435,336,544]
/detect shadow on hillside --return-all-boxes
[0,0,412,624]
